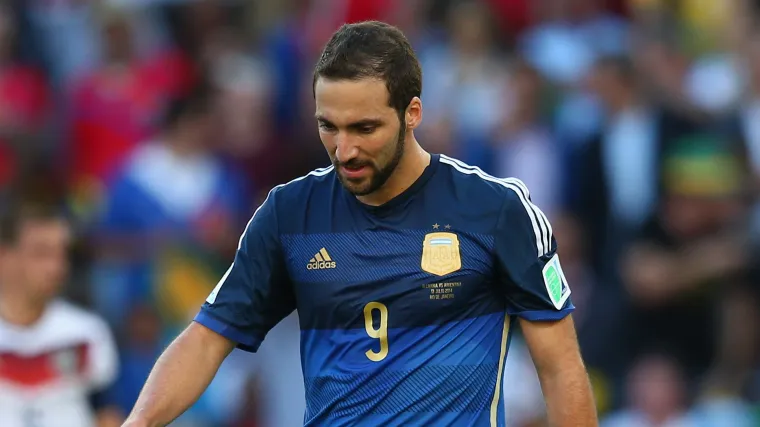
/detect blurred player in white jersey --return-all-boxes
[0,203,122,427]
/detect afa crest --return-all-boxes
[421,232,461,276]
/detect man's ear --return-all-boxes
[405,97,422,130]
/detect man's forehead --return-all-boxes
[20,219,70,240]
[315,75,387,93]
[314,77,393,119]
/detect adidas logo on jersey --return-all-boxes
[307,247,336,270]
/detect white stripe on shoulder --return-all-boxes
[439,155,552,257]
[503,177,553,256]
[236,165,333,252]
[207,165,334,304]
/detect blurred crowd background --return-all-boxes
[3,0,760,425]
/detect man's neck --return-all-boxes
[0,294,47,327]
[357,140,431,206]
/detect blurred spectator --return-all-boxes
[0,3,50,193]
[681,0,745,118]
[604,351,759,426]
[602,353,695,427]
[90,85,249,328]
[484,0,534,39]
[231,375,261,427]
[110,303,163,418]
[0,202,121,427]
[519,0,629,87]
[689,396,757,427]
[67,5,195,221]
[629,24,706,120]
[493,59,561,217]
[573,55,704,278]
[732,31,760,179]
[4,0,760,424]
[621,134,750,382]
[246,313,305,427]
[25,0,100,86]
[202,27,284,193]
[501,336,546,427]
[418,0,508,167]
[692,288,759,427]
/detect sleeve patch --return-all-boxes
[542,254,571,310]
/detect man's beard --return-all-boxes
[336,123,406,197]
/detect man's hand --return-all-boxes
[520,315,598,427]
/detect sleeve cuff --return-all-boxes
[510,306,575,322]
[193,310,262,353]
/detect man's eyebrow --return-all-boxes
[349,119,384,127]
[314,116,385,127]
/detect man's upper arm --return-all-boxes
[193,187,296,352]
[494,179,574,321]
[519,315,583,376]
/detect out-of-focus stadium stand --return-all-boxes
[2,0,760,425]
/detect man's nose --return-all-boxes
[334,134,360,164]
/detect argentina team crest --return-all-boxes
[421,232,462,276]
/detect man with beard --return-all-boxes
[123,21,596,427]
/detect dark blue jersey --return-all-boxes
[195,154,573,426]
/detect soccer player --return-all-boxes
[124,21,597,426]
[0,204,122,427]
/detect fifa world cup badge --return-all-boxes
[542,254,571,309]
[421,232,462,276]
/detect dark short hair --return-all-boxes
[161,83,214,130]
[0,203,65,246]
[313,21,422,116]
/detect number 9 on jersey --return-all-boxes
[363,302,388,362]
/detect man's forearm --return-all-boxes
[540,363,598,427]
[124,323,234,427]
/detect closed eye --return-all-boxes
[351,120,383,134]
[318,122,336,132]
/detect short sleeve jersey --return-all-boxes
[195,154,573,426]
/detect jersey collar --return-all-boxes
[344,153,440,216]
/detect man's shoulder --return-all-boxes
[436,154,531,210]
[45,300,112,336]
[239,166,336,237]
[266,165,336,206]
[0,300,113,353]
